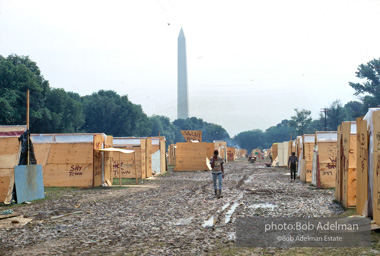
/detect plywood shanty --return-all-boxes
[174,142,212,171]
[214,140,227,163]
[227,147,235,162]
[271,143,278,160]
[112,137,147,179]
[32,133,109,187]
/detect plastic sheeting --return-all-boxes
[304,134,315,143]
[316,132,337,142]
[311,145,318,186]
[113,138,141,145]
[31,134,106,143]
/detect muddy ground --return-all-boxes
[1,161,379,255]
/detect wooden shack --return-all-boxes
[31,133,112,187]
[112,137,149,179]
[214,140,227,162]
[356,109,380,224]
[174,142,212,171]
[311,131,337,188]
[300,134,315,183]
[227,147,236,161]
[151,137,166,175]
[0,126,26,203]
[335,122,357,208]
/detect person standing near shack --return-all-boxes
[288,152,298,182]
[210,150,224,198]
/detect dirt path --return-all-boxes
[0,161,378,255]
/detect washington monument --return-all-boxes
[177,28,188,119]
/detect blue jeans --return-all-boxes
[212,173,223,190]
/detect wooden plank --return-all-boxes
[335,125,342,202]
[104,136,113,185]
[300,159,306,182]
[47,143,93,164]
[93,134,103,187]
[145,138,152,178]
[356,117,368,215]
[43,163,93,187]
[348,167,357,208]
[272,143,278,160]
[159,138,166,174]
[342,122,350,208]
[0,137,20,155]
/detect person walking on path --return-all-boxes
[288,152,298,182]
[210,150,225,198]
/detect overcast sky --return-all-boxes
[1,0,380,136]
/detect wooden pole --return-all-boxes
[26,90,30,166]
[134,151,137,184]
[119,152,121,186]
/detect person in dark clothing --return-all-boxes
[288,152,298,182]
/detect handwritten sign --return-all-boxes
[181,130,202,142]
[69,165,83,177]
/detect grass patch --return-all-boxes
[112,178,143,186]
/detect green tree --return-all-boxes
[82,90,151,136]
[288,108,312,135]
[233,130,266,152]
[349,58,380,107]
[344,101,366,121]
[0,54,50,130]
[149,115,179,144]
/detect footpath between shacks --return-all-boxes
[0,161,379,255]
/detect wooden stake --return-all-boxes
[119,152,121,186]
[26,90,30,165]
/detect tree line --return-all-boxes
[234,58,380,151]
[1,54,378,152]
[0,54,230,145]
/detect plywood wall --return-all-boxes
[0,137,20,203]
[272,143,278,160]
[317,142,337,188]
[174,142,212,171]
[356,117,368,216]
[42,143,94,187]
[335,125,343,202]
[227,147,235,162]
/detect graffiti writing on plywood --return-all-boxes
[359,132,368,174]
[326,157,337,169]
[69,165,83,177]
[322,171,333,176]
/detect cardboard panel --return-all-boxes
[14,165,45,203]
[43,163,93,187]
[181,130,202,142]
[356,117,368,216]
